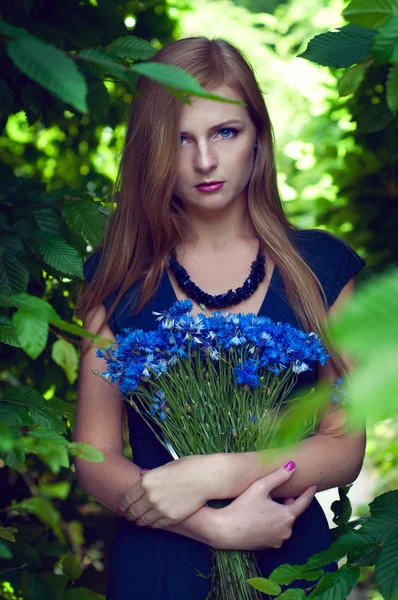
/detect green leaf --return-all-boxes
[297,24,375,68]
[63,589,105,600]
[5,386,46,407]
[26,232,84,278]
[304,530,377,570]
[247,577,281,595]
[29,429,69,444]
[0,422,21,452]
[370,490,398,513]
[130,62,245,105]
[0,240,30,295]
[307,564,360,600]
[0,402,33,427]
[32,208,65,237]
[15,497,65,543]
[29,406,66,434]
[13,309,49,359]
[277,590,306,600]
[108,36,156,60]
[50,318,114,347]
[387,63,398,112]
[0,527,18,542]
[39,481,71,500]
[337,62,368,96]
[375,536,398,600]
[0,16,32,39]
[0,314,21,347]
[1,292,59,319]
[60,553,83,581]
[78,48,132,84]
[361,507,398,542]
[52,339,78,384]
[0,539,13,559]
[270,564,323,585]
[67,520,85,550]
[342,0,398,29]
[373,15,398,63]
[67,442,104,462]
[7,36,87,113]
[61,200,106,248]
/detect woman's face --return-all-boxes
[173,84,257,214]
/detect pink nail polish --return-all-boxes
[117,507,124,516]
[284,461,296,471]
[147,525,153,529]
[140,468,150,475]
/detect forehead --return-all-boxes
[179,84,249,129]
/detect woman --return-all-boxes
[74,36,367,599]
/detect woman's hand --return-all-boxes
[213,463,317,551]
[118,455,216,528]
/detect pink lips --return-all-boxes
[195,182,224,192]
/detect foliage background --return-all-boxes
[0,0,397,598]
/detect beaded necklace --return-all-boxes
[167,243,266,309]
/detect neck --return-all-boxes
[179,195,257,251]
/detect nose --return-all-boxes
[193,141,218,172]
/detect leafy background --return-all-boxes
[0,0,397,598]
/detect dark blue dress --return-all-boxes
[83,229,367,599]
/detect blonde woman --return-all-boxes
[75,37,367,599]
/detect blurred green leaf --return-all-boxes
[131,62,246,105]
[15,497,65,543]
[7,36,88,113]
[277,591,306,600]
[67,442,104,462]
[52,339,78,384]
[387,63,398,112]
[337,62,368,96]
[0,539,13,559]
[0,527,18,542]
[13,309,49,358]
[63,588,105,600]
[39,481,71,500]
[373,15,398,63]
[60,553,83,581]
[50,318,114,347]
[342,0,398,29]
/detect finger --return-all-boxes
[289,485,317,518]
[134,508,159,527]
[123,495,152,521]
[260,461,297,494]
[283,497,295,505]
[118,480,145,514]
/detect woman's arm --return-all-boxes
[74,303,221,546]
[120,277,366,525]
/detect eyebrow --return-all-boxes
[180,119,243,136]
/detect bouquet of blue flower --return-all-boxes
[96,299,329,600]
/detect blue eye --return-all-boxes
[180,127,239,146]
[218,127,238,139]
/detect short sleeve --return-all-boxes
[290,229,367,309]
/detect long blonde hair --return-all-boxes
[75,36,346,375]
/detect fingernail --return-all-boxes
[140,468,150,475]
[117,507,124,516]
[147,525,153,529]
[284,461,296,471]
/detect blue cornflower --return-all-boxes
[150,390,168,421]
[234,359,261,389]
